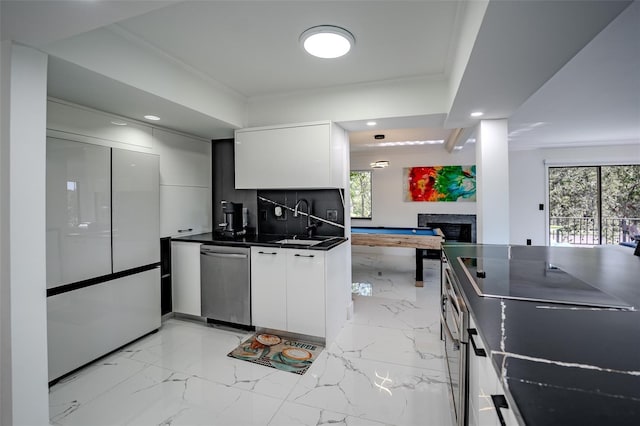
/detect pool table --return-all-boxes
[351,227,444,287]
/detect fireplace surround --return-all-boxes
[418,214,476,259]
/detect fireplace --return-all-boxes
[418,214,476,258]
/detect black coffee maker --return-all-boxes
[220,201,244,237]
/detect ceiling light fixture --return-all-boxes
[144,115,161,121]
[470,111,484,117]
[364,139,445,147]
[370,160,389,169]
[110,120,127,126]
[300,25,355,59]
[366,121,377,126]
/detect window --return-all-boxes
[548,164,640,245]
[350,170,372,219]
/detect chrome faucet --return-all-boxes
[293,198,316,237]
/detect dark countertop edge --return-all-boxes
[171,232,348,251]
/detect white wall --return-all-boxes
[509,143,640,246]
[0,42,50,426]
[248,76,448,127]
[476,119,509,244]
[0,39,11,426]
[350,144,476,256]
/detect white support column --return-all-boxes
[0,42,50,426]
[476,119,510,244]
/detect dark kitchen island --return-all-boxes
[443,243,640,426]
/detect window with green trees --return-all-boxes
[350,170,372,219]
[548,164,640,245]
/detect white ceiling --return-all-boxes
[3,0,639,151]
[115,1,463,98]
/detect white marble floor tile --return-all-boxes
[269,401,391,426]
[288,351,454,426]
[55,364,282,426]
[49,354,148,423]
[350,295,441,332]
[184,352,303,400]
[328,322,446,372]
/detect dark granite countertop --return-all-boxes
[171,232,347,250]
[443,243,640,425]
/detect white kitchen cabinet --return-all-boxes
[112,148,160,272]
[160,185,212,237]
[250,247,324,335]
[152,128,211,187]
[171,241,202,316]
[234,121,347,189]
[250,247,287,330]
[468,315,520,426]
[286,250,325,337]
[47,99,153,149]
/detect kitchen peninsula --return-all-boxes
[443,243,640,425]
[172,232,350,344]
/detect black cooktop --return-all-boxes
[457,256,633,310]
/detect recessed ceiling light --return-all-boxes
[364,140,445,147]
[144,115,161,121]
[110,120,127,126]
[366,121,377,126]
[470,111,484,117]
[300,25,355,59]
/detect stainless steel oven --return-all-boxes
[441,255,468,426]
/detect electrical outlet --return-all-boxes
[526,239,532,245]
[539,203,544,211]
[326,209,338,221]
[275,206,287,221]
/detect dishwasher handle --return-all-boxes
[200,250,248,259]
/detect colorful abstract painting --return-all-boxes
[404,165,476,202]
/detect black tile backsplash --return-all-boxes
[258,189,345,237]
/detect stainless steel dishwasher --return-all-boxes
[200,245,251,326]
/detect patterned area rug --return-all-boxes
[228,333,323,375]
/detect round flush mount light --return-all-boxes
[144,115,161,121]
[470,111,484,118]
[366,121,377,127]
[110,120,127,126]
[300,25,355,58]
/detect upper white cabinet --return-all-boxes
[112,149,160,272]
[152,128,212,238]
[234,122,347,189]
[46,138,112,288]
[152,128,211,187]
[160,186,211,238]
[47,100,153,149]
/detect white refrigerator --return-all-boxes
[46,138,160,382]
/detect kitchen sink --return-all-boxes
[274,239,321,246]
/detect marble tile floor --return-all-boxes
[49,253,454,426]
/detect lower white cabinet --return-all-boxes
[468,315,520,426]
[171,241,202,316]
[250,247,326,337]
[250,247,287,330]
[286,250,325,337]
